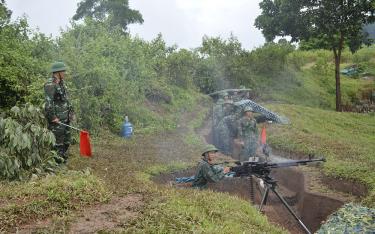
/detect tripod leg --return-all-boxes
[259,186,269,212]
[271,188,311,234]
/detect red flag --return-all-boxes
[80,131,92,157]
[261,126,267,145]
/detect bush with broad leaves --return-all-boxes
[0,104,60,180]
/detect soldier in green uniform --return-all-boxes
[192,145,230,189]
[212,98,224,146]
[232,90,241,102]
[237,106,258,162]
[222,92,230,102]
[216,100,234,153]
[44,61,74,162]
[217,112,238,155]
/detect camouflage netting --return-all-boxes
[234,99,290,124]
[317,203,375,234]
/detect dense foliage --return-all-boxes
[0,104,59,180]
[0,2,54,109]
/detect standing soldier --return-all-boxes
[217,113,238,155]
[44,61,74,163]
[212,98,224,146]
[232,90,241,102]
[216,100,235,154]
[222,92,230,102]
[237,106,258,162]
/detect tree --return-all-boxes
[255,0,375,111]
[0,2,53,109]
[0,0,12,27]
[73,0,143,33]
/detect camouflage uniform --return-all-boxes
[192,144,226,189]
[212,99,224,146]
[192,159,226,189]
[232,96,242,102]
[217,114,238,154]
[237,116,258,162]
[44,62,73,161]
[213,99,225,127]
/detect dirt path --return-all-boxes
[17,104,206,233]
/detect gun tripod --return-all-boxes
[257,176,311,234]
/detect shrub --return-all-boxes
[0,104,59,180]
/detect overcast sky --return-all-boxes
[6,0,265,50]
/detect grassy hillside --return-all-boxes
[267,104,375,207]
[260,46,375,207]
[261,46,375,110]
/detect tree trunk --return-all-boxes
[333,33,344,112]
[334,53,342,112]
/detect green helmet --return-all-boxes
[202,144,219,156]
[243,106,253,112]
[50,61,67,73]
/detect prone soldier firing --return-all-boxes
[192,145,230,189]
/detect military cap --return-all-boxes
[202,144,219,156]
[243,106,254,112]
[50,61,67,73]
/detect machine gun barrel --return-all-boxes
[230,157,325,177]
[266,158,326,169]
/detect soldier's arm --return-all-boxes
[44,83,57,122]
[202,163,225,183]
[255,115,269,123]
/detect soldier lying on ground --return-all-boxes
[173,145,230,189]
[192,144,231,189]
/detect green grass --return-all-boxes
[266,104,375,207]
[125,188,286,233]
[127,162,286,234]
[263,67,372,110]
[62,96,286,233]
[0,170,110,232]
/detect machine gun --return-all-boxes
[230,156,326,234]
